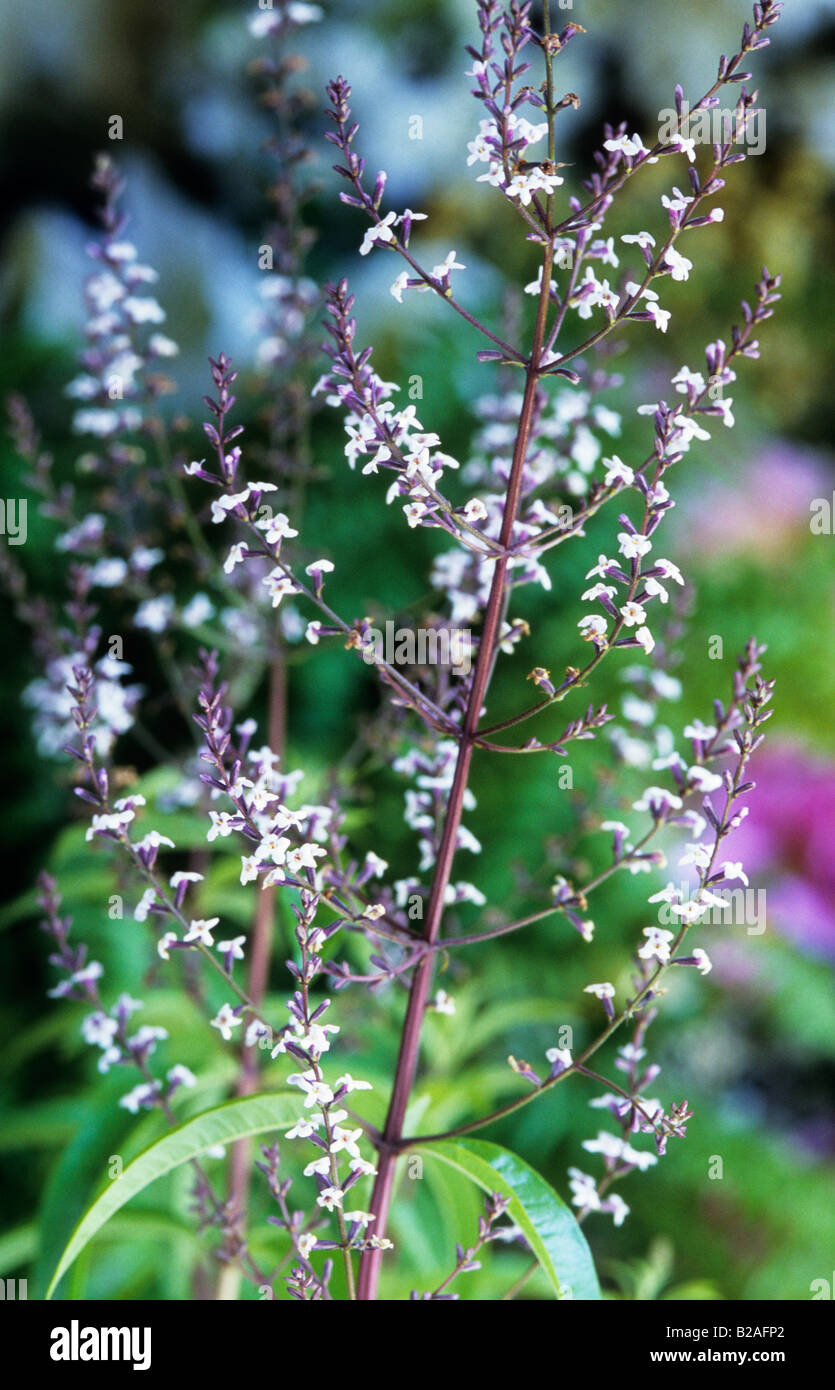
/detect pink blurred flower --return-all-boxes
[725,744,835,959]
[675,442,833,559]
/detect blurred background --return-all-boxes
[1,0,834,1300]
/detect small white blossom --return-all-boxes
[211,1003,241,1040]
[692,948,712,975]
[185,918,219,947]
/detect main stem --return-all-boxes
[216,653,285,1300]
[357,235,554,1299]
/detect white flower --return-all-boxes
[135,595,175,633]
[638,926,675,963]
[305,558,334,578]
[240,855,260,885]
[648,882,681,905]
[123,296,166,324]
[606,1194,630,1226]
[635,625,655,655]
[603,456,634,487]
[224,542,247,574]
[217,936,246,960]
[317,1187,344,1211]
[583,1130,626,1159]
[390,271,409,302]
[545,1046,572,1069]
[655,558,684,585]
[297,1233,318,1259]
[260,512,298,541]
[349,1156,378,1177]
[185,918,219,947]
[584,982,615,999]
[646,302,671,332]
[330,1127,364,1160]
[134,887,158,922]
[210,1003,241,1040]
[578,614,608,642]
[524,265,556,297]
[506,169,563,204]
[642,577,668,604]
[589,235,620,268]
[604,133,648,159]
[692,948,712,975]
[687,766,724,793]
[149,332,179,357]
[119,1083,160,1114]
[679,842,711,870]
[134,832,175,855]
[622,1142,658,1170]
[720,861,749,886]
[582,582,617,602]
[672,414,711,446]
[286,1116,322,1139]
[621,231,656,249]
[364,851,388,877]
[335,1073,373,1094]
[431,251,466,279]
[669,899,709,924]
[700,888,729,910]
[181,593,214,628]
[622,695,655,726]
[664,247,693,282]
[207,810,236,841]
[81,1012,119,1048]
[170,870,203,888]
[433,989,456,1016]
[714,397,735,428]
[299,1022,339,1056]
[157,932,178,961]
[671,366,706,395]
[666,132,697,162]
[287,1072,334,1108]
[168,1064,197,1088]
[396,207,428,226]
[619,600,647,628]
[344,1210,375,1229]
[568,1167,601,1210]
[287,3,324,23]
[303,1155,332,1178]
[462,497,488,523]
[263,570,298,608]
[359,212,397,256]
[286,842,326,874]
[662,187,694,214]
[585,554,614,580]
[617,531,652,560]
[632,786,683,814]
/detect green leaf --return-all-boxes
[423,1137,600,1300]
[0,1223,37,1276]
[46,1092,300,1299]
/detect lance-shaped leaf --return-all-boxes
[46,1092,300,1298]
[422,1137,601,1300]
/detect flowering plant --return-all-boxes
[7,0,784,1302]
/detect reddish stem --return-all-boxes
[356,243,554,1300]
[221,654,286,1290]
